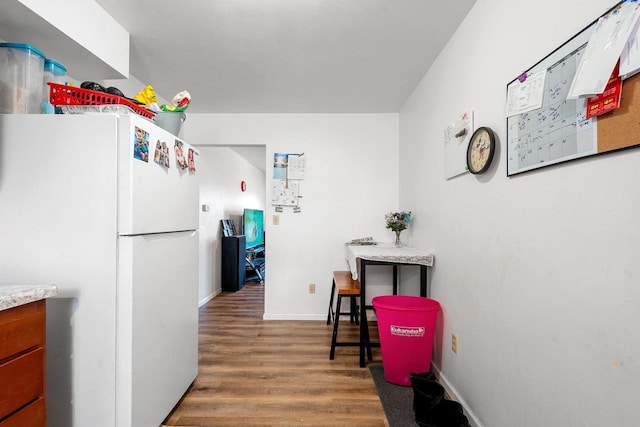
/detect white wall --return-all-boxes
[399,1,640,426]
[196,146,266,304]
[184,113,401,319]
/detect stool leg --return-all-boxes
[349,296,357,324]
[329,294,343,360]
[327,279,336,325]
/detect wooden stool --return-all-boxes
[328,271,371,360]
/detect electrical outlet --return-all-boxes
[452,333,458,354]
[308,283,316,294]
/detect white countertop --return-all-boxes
[0,284,58,311]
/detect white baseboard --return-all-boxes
[262,313,327,321]
[433,366,484,427]
[198,290,219,307]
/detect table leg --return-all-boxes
[359,259,366,367]
[420,265,427,297]
[392,265,398,295]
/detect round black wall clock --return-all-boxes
[466,127,496,174]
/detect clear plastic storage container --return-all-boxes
[42,58,67,114]
[0,43,46,113]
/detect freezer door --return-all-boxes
[116,230,199,427]
[118,116,199,235]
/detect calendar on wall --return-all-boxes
[506,1,640,176]
[507,42,597,176]
[271,152,305,207]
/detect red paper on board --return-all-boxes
[586,62,622,119]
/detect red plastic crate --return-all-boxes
[48,82,155,119]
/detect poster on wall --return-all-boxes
[273,153,288,179]
[272,152,306,180]
[271,151,305,207]
[271,179,299,206]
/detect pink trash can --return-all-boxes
[372,295,441,386]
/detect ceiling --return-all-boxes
[93,0,476,114]
[1,1,475,173]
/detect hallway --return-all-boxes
[163,282,387,426]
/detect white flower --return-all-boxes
[385,211,412,232]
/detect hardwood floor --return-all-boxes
[162,282,388,427]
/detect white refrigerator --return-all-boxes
[0,113,200,427]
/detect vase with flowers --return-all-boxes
[385,211,412,247]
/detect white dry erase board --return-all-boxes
[506,1,640,176]
[444,110,473,179]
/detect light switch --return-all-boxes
[273,215,279,225]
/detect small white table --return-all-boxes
[345,243,435,367]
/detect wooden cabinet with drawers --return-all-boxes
[0,299,46,426]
